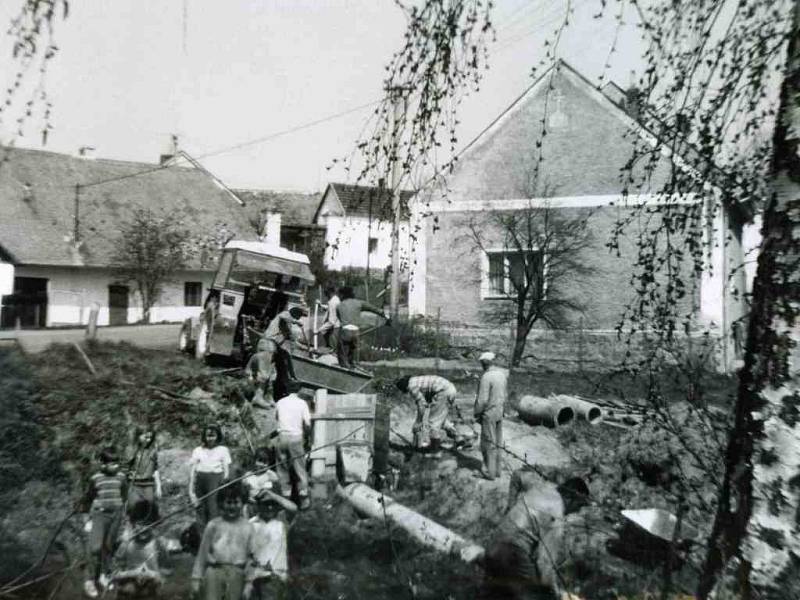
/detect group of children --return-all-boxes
[81,421,300,600]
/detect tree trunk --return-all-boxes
[511,316,532,367]
[699,4,800,597]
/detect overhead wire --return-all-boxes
[75,99,381,190]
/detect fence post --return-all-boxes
[86,302,100,340]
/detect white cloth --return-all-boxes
[243,470,280,502]
[275,394,311,437]
[190,445,232,474]
[325,295,341,327]
[478,351,496,362]
[247,517,289,581]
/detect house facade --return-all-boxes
[409,61,759,370]
[313,183,414,273]
[0,147,256,328]
[235,189,323,257]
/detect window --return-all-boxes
[368,236,379,255]
[184,282,203,306]
[482,250,544,299]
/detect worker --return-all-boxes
[395,375,460,453]
[274,381,312,511]
[315,285,341,351]
[247,293,308,402]
[335,286,387,369]
[474,351,508,480]
[481,470,590,600]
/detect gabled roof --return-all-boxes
[234,189,321,226]
[314,183,415,221]
[0,146,257,269]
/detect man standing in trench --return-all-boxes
[474,351,507,480]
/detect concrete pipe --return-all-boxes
[556,395,603,425]
[336,482,485,564]
[517,395,575,428]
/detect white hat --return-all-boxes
[478,352,495,362]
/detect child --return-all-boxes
[188,424,232,530]
[112,501,169,599]
[191,483,252,600]
[81,446,128,599]
[127,426,162,522]
[241,447,281,517]
[244,490,297,600]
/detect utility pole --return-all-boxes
[388,86,407,319]
[73,184,81,243]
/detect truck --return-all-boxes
[178,240,372,394]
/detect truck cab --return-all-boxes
[180,240,315,362]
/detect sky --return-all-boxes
[0,0,645,192]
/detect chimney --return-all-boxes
[264,212,282,245]
[624,87,642,121]
[159,134,179,165]
[78,146,96,160]
[624,70,642,121]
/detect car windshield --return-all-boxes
[224,251,307,295]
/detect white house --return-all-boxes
[0,146,257,328]
[313,183,414,273]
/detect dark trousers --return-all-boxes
[482,541,558,600]
[337,328,358,369]
[128,481,158,520]
[203,565,245,600]
[480,419,503,478]
[275,434,308,499]
[195,471,224,529]
[252,577,287,600]
[88,509,123,579]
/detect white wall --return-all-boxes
[323,215,411,272]
[4,265,213,327]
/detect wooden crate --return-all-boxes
[309,388,376,480]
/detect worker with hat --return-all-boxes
[396,374,461,454]
[474,351,508,480]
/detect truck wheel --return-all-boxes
[178,324,194,354]
[195,320,210,360]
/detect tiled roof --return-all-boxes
[324,183,415,220]
[0,146,257,269]
[234,189,321,226]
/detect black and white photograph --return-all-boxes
[0,1,798,598]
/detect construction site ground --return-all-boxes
[0,341,734,599]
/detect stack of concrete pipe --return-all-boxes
[517,394,603,428]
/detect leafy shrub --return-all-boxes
[360,316,455,361]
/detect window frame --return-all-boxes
[480,247,546,300]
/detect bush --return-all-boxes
[360,316,455,361]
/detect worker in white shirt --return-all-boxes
[274,381,312,510]
[315,285,341,351]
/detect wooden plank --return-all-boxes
[310,389,328,478]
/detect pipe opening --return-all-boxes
[586,406,602,424]
[556,406,574,426]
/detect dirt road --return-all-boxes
[0,323,181,354]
